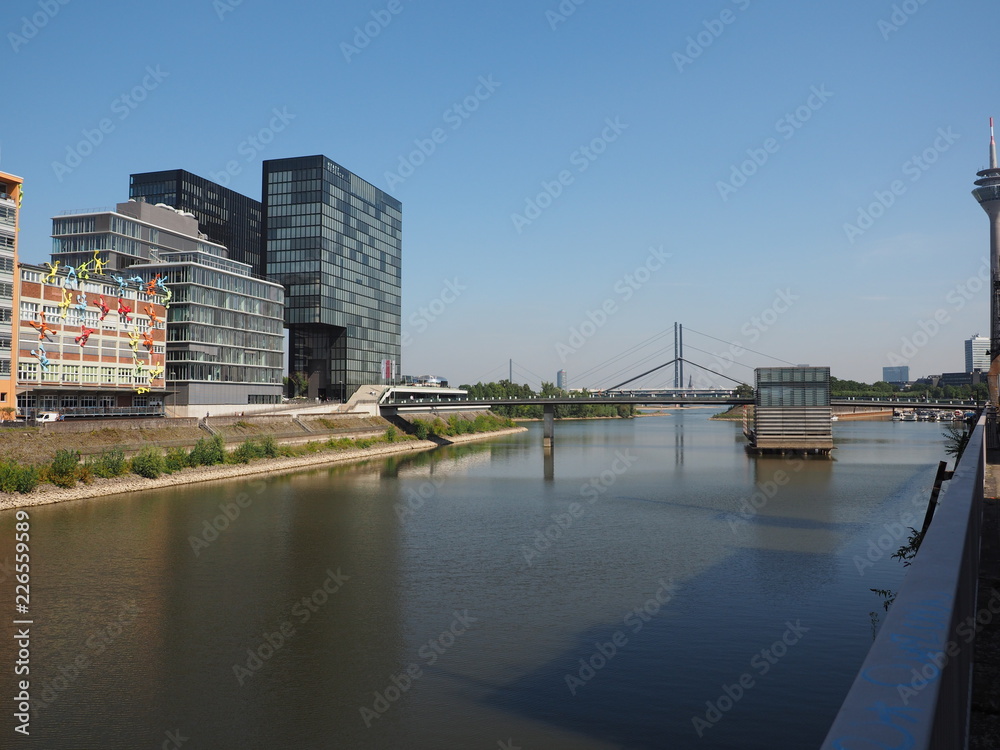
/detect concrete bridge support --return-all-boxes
[543,404,554,447]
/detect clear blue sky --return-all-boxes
[5,0,999,389]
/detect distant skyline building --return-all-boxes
[557,369,566,389]
[0,171,22,417]
[972,118,1000,401]
[966,334,989,373]
[882,365,909,385]
[262,155,401,402]
[129,169,264,276]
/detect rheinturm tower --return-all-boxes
[973,118,1000,404]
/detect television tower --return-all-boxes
[973,117,1000,405]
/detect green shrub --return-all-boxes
[89,449,129,478]
[76,464,93,485]
[189,435,225,466]
[412,420,429,440]
[259,435,279,459]
[49,449,81,488]
[0,462,39,494]
[229,438,267,464]
[130,447,166,479]
[385,426,397,443]
[164,447,190,473]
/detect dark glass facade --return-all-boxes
[129,170,264,276]
[263,155,401,401]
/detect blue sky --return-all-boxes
[5,0,999,389]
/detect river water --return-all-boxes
[0,410,955,748]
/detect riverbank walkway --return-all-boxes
[972,450,1000,748]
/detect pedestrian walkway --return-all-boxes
[971,449,1000,748]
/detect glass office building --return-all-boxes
[129,170,264,276]
[129,249,285,413]
[263,155,401,401]
[965,335,989,373]
[50,201,284,414]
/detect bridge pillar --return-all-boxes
[543,404,554,447]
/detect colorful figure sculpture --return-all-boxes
[75,326,96,347]
[128,274,144,288]
[76,259,92,280]
[142,329,155,352]
[111,274,127,294]
[64,265,78,290]
[43,261,60,285]
[117,298,133,323]
[57,288,73,320]
[94,296,110,321]
[74,293,87,314]
[145,274,161,296]
[91,251,108,276]
[143,304,161,325]
[127,327,141,351]
[30,344,50,371]
[148,362,164,382]
[27,319,56,341]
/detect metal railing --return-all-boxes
[18,406,165,419]
[820,416,985,749]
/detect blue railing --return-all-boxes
[820,416,986,749]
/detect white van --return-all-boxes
[36,411,64,423]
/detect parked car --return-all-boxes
[36,411,64,422]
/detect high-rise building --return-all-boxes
[49,201,284,415]
[0,171,22,418]
[129,170,264,276]
[973,118,1000,399]
[557,369,567,389]
[882,365,909,385]
[262,155,401,401]
[965,334,989,373]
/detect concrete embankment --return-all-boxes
[0,425,527,511]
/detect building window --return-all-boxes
[82,366,99,383]
[132,395,148,407]
[19,302,39,320]
[63,365,80,383]
[17,361,38,382]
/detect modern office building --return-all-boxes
[15,262,167,418]
[882,365,909,385]
[128,247,285,415]
[0,172,22,419]
[557,369,567,389]
[965,335,989,373]
[49,201,284,415]
[938,371,985,389]
[51,199,224,273]
[128,170,264,276]
[973,119,1000,398]
[263,155,401,401]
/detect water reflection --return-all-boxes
[0,412,948,748]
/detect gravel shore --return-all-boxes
[0,426,527,511]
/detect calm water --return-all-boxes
[0,411,954,749]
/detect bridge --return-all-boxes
[378,388,980,448]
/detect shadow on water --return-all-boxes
[477,544,862,750]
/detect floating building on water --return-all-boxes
[744,366,833,455]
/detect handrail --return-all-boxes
[820,416,985,749]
